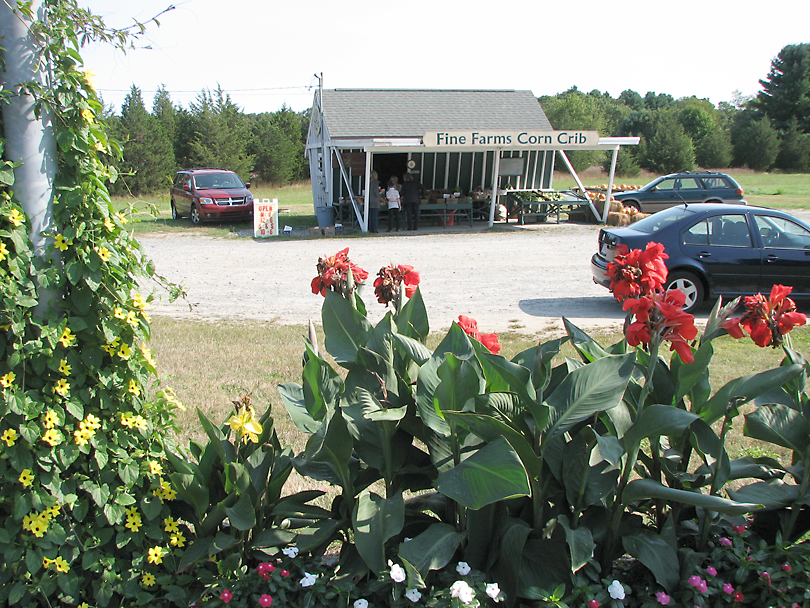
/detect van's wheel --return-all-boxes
[665,271,704,313]
[190,205,201,225]
[171,200,179,219]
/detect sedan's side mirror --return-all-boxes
[246,182,251,190]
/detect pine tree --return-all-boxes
[776,117,810,172]
[755,43,810,133]
[152,85,177,171]
[734,117,780,171]
[640,112,695,174]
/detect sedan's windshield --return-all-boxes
[193,173,245,189]
[630,206,697,234]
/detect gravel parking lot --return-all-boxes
[139,221,628,336]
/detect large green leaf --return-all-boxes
[696,365,803,424]
[397,286,429,340]
[342,388,407,476]
[398,523,465,577]
[623,479,761,515]
[518,538,574,599]
[300,407,354,493]
[352,491,405,575]
[491,519,532,606]
[301,345,343,423]
[435,437,530,510]
[623,530,679,592]
[728,479,800,509]
[745,404,810,454]
[558,516,595,572]
[623,405,699,448]
[674,341,713,404]
[544,353,636,440]
[434,354,485,416]
[224,494,256,531]
[478,352,547,427]
[564,317,611,362]
[394,333,433,366]
[322,290,373,365]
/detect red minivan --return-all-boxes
[170,168,254,224]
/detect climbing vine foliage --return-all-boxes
[1,2,188,606]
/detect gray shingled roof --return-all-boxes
[321,89,552,138]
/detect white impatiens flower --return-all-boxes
[608,580,626,600]
[405,588,422,603]
[354,600,368,608]
[450,581,475,604]
[389,563,406,583]
[300,572,317,587]
[283,546,299,558]
[456,561,471,576]
[486,583,501,600]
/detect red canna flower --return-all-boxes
[723,284,807,348]
[457,315,501,354]
[623,289,698,363]
[605,242,669,302]
[373,264,420,307]
[311,248,368,298]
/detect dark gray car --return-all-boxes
[613,171,745,214]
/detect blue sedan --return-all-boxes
[591,203,810,313]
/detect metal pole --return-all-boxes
[605,146,620,223]
[0,0,58,315]
[488,151,501,227]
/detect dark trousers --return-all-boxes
[368,207,379,232]
[404,203,420,230]
[387,207,400,231]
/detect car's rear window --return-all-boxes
[629,206,697,234]
[703,177,731,189]
[193,173,244,189]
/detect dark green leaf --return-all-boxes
[623,479,760,515]
[398,522,465,577]
[225,494,257,531]
[352,491,405,575]
[623,530,679,592]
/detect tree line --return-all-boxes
[106,85,310,195]
[541,43,810,176]
[106,43,810,194]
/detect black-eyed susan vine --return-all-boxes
[1,1,191,606]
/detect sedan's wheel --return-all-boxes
[171,201,179,220]
[665,271,704,313]
[190,205,201,225]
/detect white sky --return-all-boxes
[80,0,810,116]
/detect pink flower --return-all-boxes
[587,600,599,608]
[719,537,732,546]
[280,569,290,577]
[733,591,744,602]
[706,566,717,576]
[761,571,771,585]
[723,583,735,594]
[783,563,792,572]
[733,524,746,534]
[655,592,670,605]
[687,576,707,593]
[220,589,233,604]
[259,594,273,607]
[257,562,275,579]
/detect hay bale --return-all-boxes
[609,201,624,213]
[607,212,623,226]
[629,213,650,223]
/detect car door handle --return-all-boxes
[766,254,779,263]
[697,251,712,259]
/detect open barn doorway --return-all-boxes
[373,153,408,187]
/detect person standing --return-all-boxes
[386,178,401,232]
[401,173,425,231]
[368,171,381,233]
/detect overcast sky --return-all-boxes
[80,0,810,116]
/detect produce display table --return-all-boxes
[505,190,592,224]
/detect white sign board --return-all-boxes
[254,198,279,238]
[423,130,599,149]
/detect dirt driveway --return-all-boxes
[138,221,629,336]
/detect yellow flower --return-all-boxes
[53,378,70,397]
[78,603,91,608]
[81,108,94,123]
[45,504,60,519]
[149,460,164,476]
[2,428,18,446]
[126,310,139,328]
[113,307,126,320]
[102,337,120,355]
[128,379,141,397]
[84,414,101,430]
[163,516,179,533]
[8,209,24,227]
[141,572,156,587]
[141,345,157,368]
[224,406,263,444]
[104,217,115,232]
[132,292,149,310]
[43,557,54,568]
[0,242,8,262]
[0,371,14,388]
[95,140,106,152]
[29,515,48,538]
[18,469,34,487]
[23,513,38,532]
[54,234,72,252]
[73,427,94,446]
[43,410,59,429]
[115,211,128,225]
[83,69,97,90]
[118,343,132,360]
[147,546,165,565]
[58,358,71,375]
[170,532,186,547]
[59,327,75,347]
[41,429,62,447]
[131,415,147,430]
[125,513,142,532]
[95,246,110,262]
[53,556,70,573]
[154,479,176,501]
